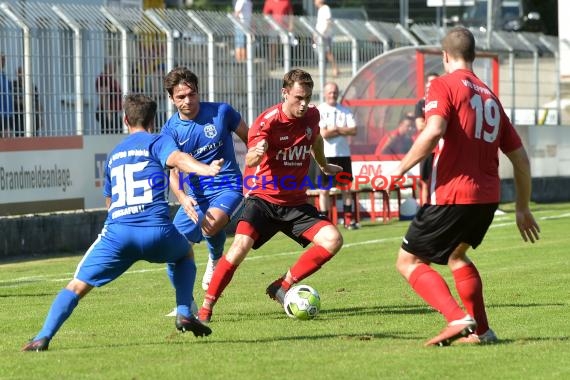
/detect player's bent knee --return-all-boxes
[201,223,223,238]
[314,226,343,254]
[201,214,229,237]
[66,278,93,298]
[396,249,425,279]
[201,209,230,237]
[330,232,344,254]
[395,259,408,277]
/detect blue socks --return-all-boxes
[36,288,80,340]
[168,257,196,317]
[205,231,226,261]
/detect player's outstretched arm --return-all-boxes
[166,153,223,223]
[505,147,540,243]
[311,134,327,169]
[168,168,199,223]
[311,135,342,175]
[167,151,223,177]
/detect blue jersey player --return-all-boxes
[161,67,248,301]
[22,94,222,351]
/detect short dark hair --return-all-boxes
[123,94,157,129]
[163,67,199,96]
[441,26,476,63]
[283,68,314,90]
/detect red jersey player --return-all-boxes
[198,69,343,323]
[390,27,540,346]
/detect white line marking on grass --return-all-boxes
[1,238,403,287]
[540,212,570,220]
[3,212,569,287]
[490,211,570,228]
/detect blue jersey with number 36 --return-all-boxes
[103,132,178,226]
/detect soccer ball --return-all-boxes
[283,285,321,320]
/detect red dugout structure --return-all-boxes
[340,46,500,161]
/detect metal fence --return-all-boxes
[0,3,565,138]
[412,23,562,125]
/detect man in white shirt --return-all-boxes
[234,0,253,62]
[314,0,339,77]
[316,82,358,229]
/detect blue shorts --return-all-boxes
[74,223,190,287]
[235,29,246,48]
[322,36,332,52]
[173,188,244,242]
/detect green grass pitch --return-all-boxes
[1,203,569,379]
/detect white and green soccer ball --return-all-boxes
[283,285,321,320]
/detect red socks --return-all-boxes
[289,246,333,284]
[453,263,489,335]
[409,264,466,323]
[343,205,352,226]
[204,256,237,306]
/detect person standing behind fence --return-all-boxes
[21,94,221,352]
[263,0,293,68]
[234,0,253,62]
[13,66,43,136]
[317,82,358,229]
[263,0,293,30]
[145,60,167,126]
[0,53,14,138]
[95,60,123,134]
[389,27,540,347]
[314,0,339,77]
[161,67,249,306]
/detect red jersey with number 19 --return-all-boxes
[244,103,320,206]
[425,69,522,205]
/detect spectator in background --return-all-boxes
[374,116,416,158]
[263,0,293,30]
[13,66,43,136]
[314,0,339,77]
[414,72,439,205]
[316,82,358,229]
[0,53,14,137]
[95,60,123,134]
[263,0,293,68]
[145,59,167,126]
[415,73,439,133]
[234,0,253,62]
